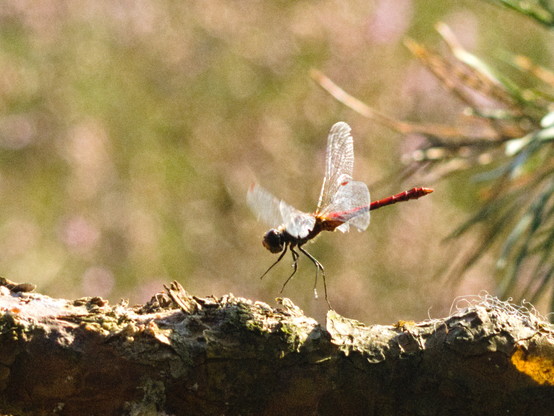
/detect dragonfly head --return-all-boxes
[262,229,285,253]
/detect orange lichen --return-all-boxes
[393,320,416,330]
[511,346,554,386]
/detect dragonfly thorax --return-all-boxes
[262,223,323,254]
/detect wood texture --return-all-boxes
[0,280,553,415]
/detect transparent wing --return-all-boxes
[322,180,370,233]
[279,201,316,239]
[247,183,285,229]
[247,183,315,238]
[316,122,355,213]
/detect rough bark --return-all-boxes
[0,279,553,416]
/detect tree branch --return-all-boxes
[0,280,553,415]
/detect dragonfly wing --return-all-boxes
[247,183,315,238]
[336,222,350,233]
[316,122,354,212]
[280,201,316,239]
[247,183,286,229]
[322,180,370,233]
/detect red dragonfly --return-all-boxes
[247,122,432,306]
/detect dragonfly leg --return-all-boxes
[298,246,331,309]
[259,245,288,280]
[280,247,299,294]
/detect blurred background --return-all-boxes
[0,1,551,323]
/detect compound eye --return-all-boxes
[262,229,284,253]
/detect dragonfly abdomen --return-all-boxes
[369,187,433,211]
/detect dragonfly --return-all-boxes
[247,121,433,307]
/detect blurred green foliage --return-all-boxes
[0,1,551,322]
[486,0,554,27]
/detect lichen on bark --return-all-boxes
[0,280,553,415]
